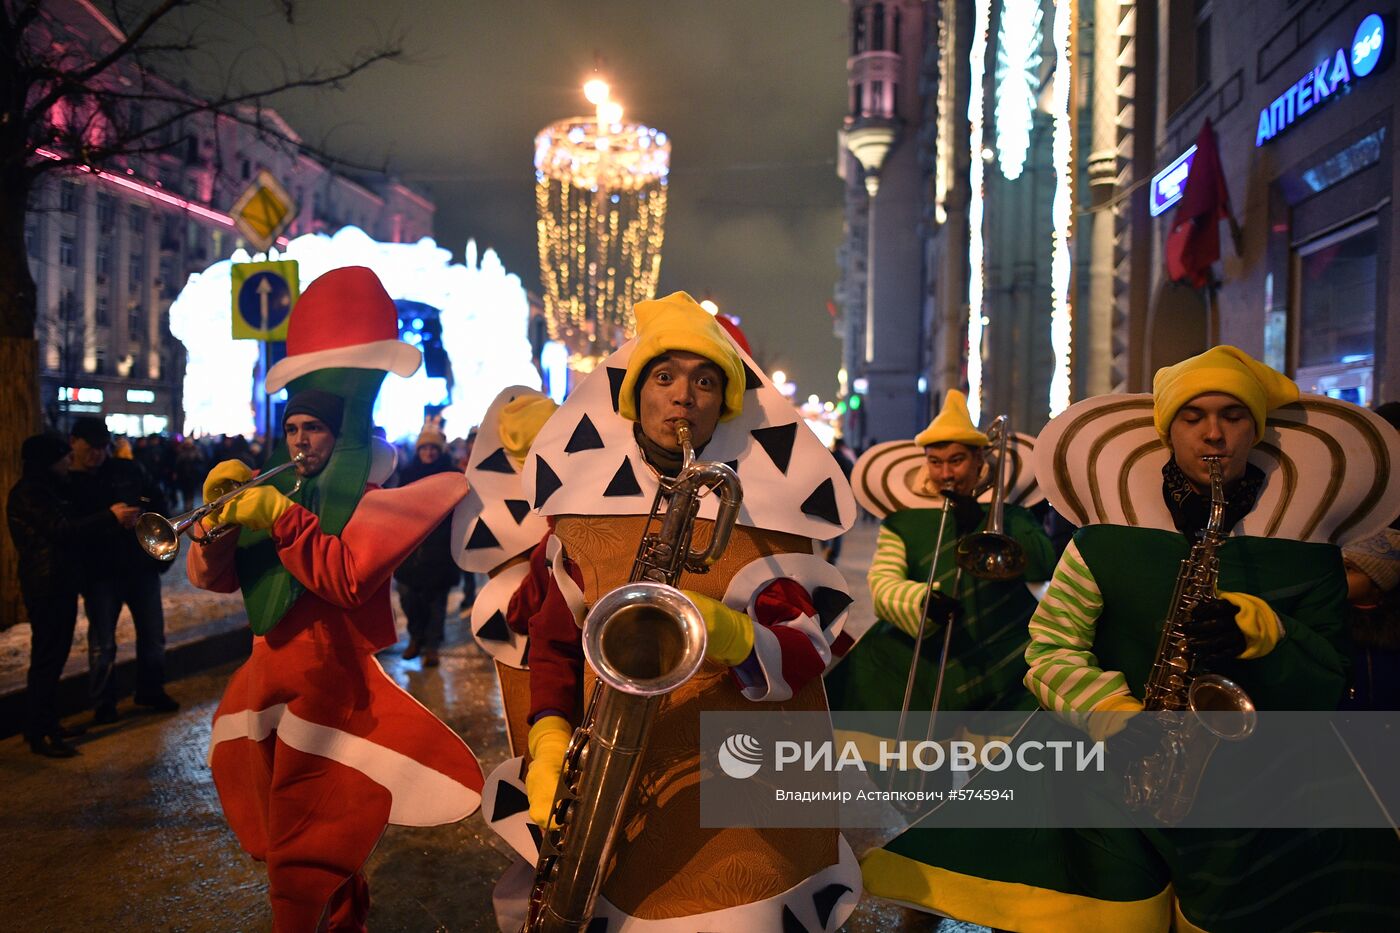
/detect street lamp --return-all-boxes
[535,77,671,373]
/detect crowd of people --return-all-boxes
[7,264,1400,931]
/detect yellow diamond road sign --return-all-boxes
[231,170,297,253]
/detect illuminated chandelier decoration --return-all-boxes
[994,0,1044,181]
[535,78,671,371]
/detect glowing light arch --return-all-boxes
[169,226,540,440]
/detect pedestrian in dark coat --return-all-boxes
[6,434,136,756]
[394,422,461,666]
[67,417,178,723]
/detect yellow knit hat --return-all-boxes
[1152,345,1299,443]
[915,390,990,448]
[617,291,746,423]
[498,395,558,463]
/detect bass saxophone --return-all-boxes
[1123,455,1257,825]
[523,420,743,932]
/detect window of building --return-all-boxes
[130,208,146,235]
[93,345,106,375]
[853,4,868,54]
[893,7,902,54]
[60,235,75,266]
[96,292,109,325]
[60,289,77,321]
[128,302,143,334]
[872,80,885,116]
[96,243,110,277]
[1194,3,1212,91]
[129,253,145,289]
[1294,218,1379,406]
[59,181,77,212]
[872,3,886,51]
[97,194,115,230]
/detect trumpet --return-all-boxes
[135,454,305,562]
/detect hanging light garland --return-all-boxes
[535,79,670,372]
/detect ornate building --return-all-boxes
[26,0,436,436]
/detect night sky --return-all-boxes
[169,0,851,398]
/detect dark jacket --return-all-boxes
[68,457,170,580]
[392,456,461,591]
[7,469,117,602]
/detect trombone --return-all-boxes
[894,415,1027,790]
[135,454,305,562]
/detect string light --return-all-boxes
[966,0,992,426]
[994,0,1044,181]
[1048,0,1073,416]
[535,79,670,372]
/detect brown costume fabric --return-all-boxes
[552,514,839,920]
[496,661,532,759]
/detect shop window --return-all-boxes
[1294,219,1378,406]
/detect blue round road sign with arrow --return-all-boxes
[238,271,294,333]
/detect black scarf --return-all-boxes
[1162,459,1264,539]
[633,423,707,478]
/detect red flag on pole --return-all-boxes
[1165,119,1238,288]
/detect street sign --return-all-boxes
[231,260,299,341]
[230,170,298,252]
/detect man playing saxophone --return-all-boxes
[885,346,1399,932]
[484,292,862,929]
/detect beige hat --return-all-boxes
[1343,528,1400,593]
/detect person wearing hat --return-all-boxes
[7,434,133,756]
[825,389,1056,719]
[392,416,459,666]
[481,291,861,929]
[864,347,1400,932]
[66,416,177,724]
[186,266,484,931]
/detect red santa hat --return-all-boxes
[265,266,421,393]
[715,312,751,355]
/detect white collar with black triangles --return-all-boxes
[452,385,552,573]
[521,338,856,539]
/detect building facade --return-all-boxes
[836,0,1396,444]
[26,1,435,437]
[1149,0,1397,407]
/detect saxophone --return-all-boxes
[1123,456,1258,825]
[523,420,743,932]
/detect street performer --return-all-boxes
[482,291,862,929]
[825,389,1055,717]
[864,346,1400,932]
[187,266,484,931]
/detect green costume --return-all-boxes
[865,524,1400,933]
[826,503,1055,715]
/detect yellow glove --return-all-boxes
[526,715,571,828]
[219,485,293,531]
[682,590,756,667]
[202,460,252,524]
[1219,591,1285,659]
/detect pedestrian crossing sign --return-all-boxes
[231,260,299,341]
[231,171,297,253]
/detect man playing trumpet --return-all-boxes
[186,267,483,931]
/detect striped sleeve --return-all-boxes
[1023,540,1132,714]
[867,526,933,637]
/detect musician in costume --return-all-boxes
[187,267,484,931]
[862,346,1400,932]
[824,390,1056,716]
[479,291,862,930]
